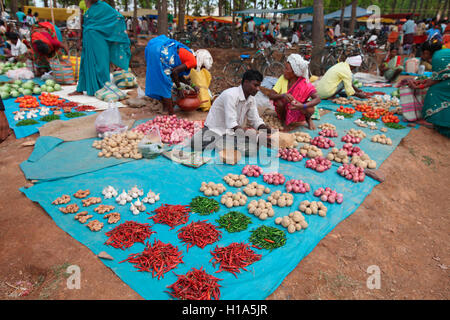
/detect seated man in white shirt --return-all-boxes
[190,70,271,151]
[5,32,28,62]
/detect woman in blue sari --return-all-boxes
[145,35,197,114]
[69,0,130,96]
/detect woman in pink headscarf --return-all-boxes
[260,54,321,130]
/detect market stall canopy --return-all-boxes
[173,16,240,24]
[233,7,313,15]
[121,9,158,17]
[380,13,419,19]
[295,5,368,23]
[357,16,396,24]
[24,6,80,22]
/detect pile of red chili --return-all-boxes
[104,221,155,250]
[210,242,262,278]
[120,239,184,280]
[148,204,190,230]
[177,220,222,251]
[57,101,79,108]
[75,105,96,112]
[167,267,222,300]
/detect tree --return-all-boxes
[348,0,357,36]
[311,0,324,76]
[178,0,185,31]
[133,0,138,38]
[157,0,168,35]
[339,0,346,32]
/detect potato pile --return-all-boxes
[299,144,323,158]
[347,128,366,139]
[267,191,294,207]
[275,211,309,233]
[220,192,248,208]
[243,182,270,197]
[298,200,328,217]
[92,131,144,160]
[247,199,275,220]
[94,205,115,214]
[351,154,377,169]
[200,182,226,196]
[52,195,71,205]
[326,148,350,164]
[318,123,336,131]
[293,131,311,143]
[82,197,102,207]
[261,112,284,130]
[75,211,93,223]
[87,220,104,232]
[223,174,249,187]
[371,134,393,145]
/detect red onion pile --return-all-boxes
[311,136,335,149]
[277,148,303,162]
[242,165,263,177]
[263,172,286,185]
[285,179,310,193]
[337,164,366,183]
[305,156,332,172]
[133,115,202,145]
[313,187,344,204]
[342,143,364,157]
[341,134,361,144]
[319,129,338,138]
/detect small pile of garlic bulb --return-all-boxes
[102,186,118,199]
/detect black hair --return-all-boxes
[390,46,399,52]
[34,12,38,17]
[27,9,32,14]
[421,40,443,56]
[0,20,4,26]
[6,32,18,41]
[242,70,263,85]
[34,40,50,56]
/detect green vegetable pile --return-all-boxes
[384,122,406,129]
[360,116,378,123]
[0,79,62,100]
[16,119,39,126]
[64,112,86,118]
[249,225,286,250]
[216,211,252,233]
[336,112,354,118]
[189,196,220,215]
[40,114,60,122]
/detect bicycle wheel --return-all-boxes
[360,56,378,74]
[262,61,284,78]
[223,60,248,86]
[320,54,336,75]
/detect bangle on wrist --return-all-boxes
[303,103,307,109]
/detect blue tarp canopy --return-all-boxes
[234,7,313,15]
[295,5,369,23]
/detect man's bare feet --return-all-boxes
[68,91,83,96]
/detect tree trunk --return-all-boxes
[157,0,168,35]
[339,0,345,31]
[178,0,185,31]
[185,0,189,16]
[124,0,129,12]
[10,0,17,21]
[218,0,222,16]
[173,0,177,18]
[43,0,49,7]
[106,0,115,8]
[311,0,324,76]
[133,0,138,38]
[411,0,417,14]
[240,0,245,36]
[348,0,357,36]
[436,0,446,21]
[232,0,237,47]
[273,0,279,20]
[392,0,397,13]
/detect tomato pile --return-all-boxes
[362,110,381,120]
[15,95,39,109]
[336,106,356,114]
[355,104,373,112]
[39,93,65,106]
[381,113,400,123]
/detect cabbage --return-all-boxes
[14,80,23,85]
[45,79,55,87]
[33,87,41,95]
[54,84,61,91]
[1,92,9,99]
[10,90,20,98]
[23,89,32,96]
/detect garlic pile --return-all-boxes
[13,111,25,121]
[116,190,133,205]
[326,148,350,164]
[128,186,144,198]
[275,211,309,233]
[102,186,118,199]
[293,131,311,143]
[142,190,160,204]
[26,109,38,119]
[351,154,377,169]
[247,199,275,220]
[318,123,336,131]
[299,144,323,158]
[267,191,294,207]
[336,114,345,120]
[200,182,226,196]
[223,174,250,187]
[346,128,367,139]
[92,131,144,159]
[298,200,328,217]
[243,182,270,197]
[220,192,248,208]
[354,118,369,128]
[52,194,71,205]
[39,107,50,116]
[371,134,393,145]
[130,198,146,215]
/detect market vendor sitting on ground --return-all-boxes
[260,54,320,130]
[190,70,271,151]
[314,55,368,100]
[379,47,403,82]
[4,32,28,62]
[144,34,198,115]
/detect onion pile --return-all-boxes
[242,165,263,177]
[310,136,336,149]
[313,187,344,204]
[341,134,361,144]
[132,115,202,145]
[285,179,310,193]
[342,143,364,157]
[318,129,338,138]
[305,156,332,172]
[277,148,303,162]
[337,164,366,183]
[262,172,286,185]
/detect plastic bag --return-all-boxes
[95,103,128,138]
[138,126,167,159]
[6,68,35,80]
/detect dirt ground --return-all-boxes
[0,47,449,300]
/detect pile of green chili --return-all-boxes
[336,112,354,118]
[384,122,406,129]
[216,211,252,233]
[189,196,220,215]
[64,112,86,118]
[16,119,38,126]
[40,114,60,122]
[249,225,286,250]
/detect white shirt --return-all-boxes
[11,39,28,57]
[127,19,132,30]
[204,85,265,136]
[248,20,255,33]
[334,24,341,37]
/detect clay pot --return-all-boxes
[176,92,208,112]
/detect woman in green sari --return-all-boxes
[69,0,130,96]
[408,46,450,137]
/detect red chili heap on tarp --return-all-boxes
[104,221,155,250]
[178,220,222,251]
[120,239,184,280]
[210,242,262,278]
[147,204,191,230]
[57,101,79,108]
[167,266,222,300]
[75,105,96,111]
